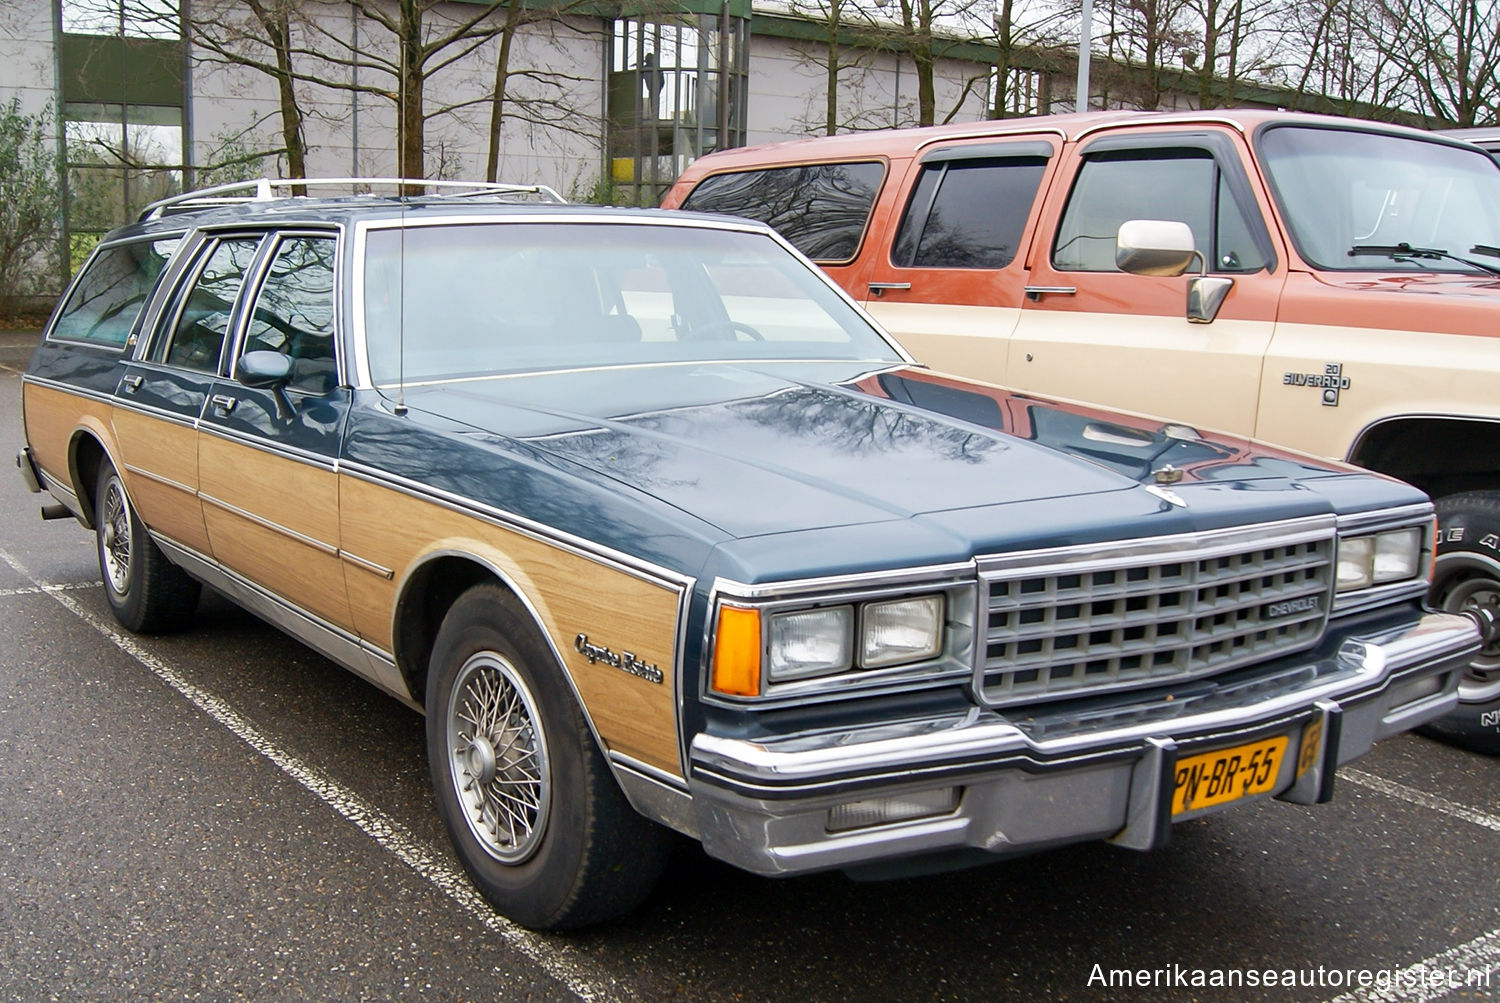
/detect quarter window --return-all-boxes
[160,236,261,373]
[681,162,884,262]
[49,237,179,346]
[1053,150,1268,273]
[242,236,338,393]
[892,157,1046,268]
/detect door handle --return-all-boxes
[120,375,142,392]
[210,394,238,414]
[1024,285,1077,301]
[868,282,912,297]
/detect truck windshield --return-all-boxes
[1258,125,1500,273]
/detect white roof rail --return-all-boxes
[137,177,567,221]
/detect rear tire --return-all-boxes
[94,461,200,634]
[426,583,671,928]
[1421,491,1500,754]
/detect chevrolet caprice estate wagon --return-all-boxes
[17,179,1483,928]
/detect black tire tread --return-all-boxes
[95,463,199,634]
[427,583,671,929]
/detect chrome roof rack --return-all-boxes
[137,177,567,221]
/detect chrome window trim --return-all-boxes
[225,227,347,390]
[43,230,190,352]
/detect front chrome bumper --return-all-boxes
[687,610,1478,877]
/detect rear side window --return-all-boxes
[49,238,180,347]
[681,162,884,262]
[892,157,1046,268]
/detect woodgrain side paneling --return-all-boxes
[339,475,684,777]
[22,382,111,490]
[199,434,352,628]
[112,407,211,553]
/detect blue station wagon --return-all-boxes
[16,180,1484,928]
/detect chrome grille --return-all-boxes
[975,521,1335,706]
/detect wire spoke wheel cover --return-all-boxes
[446,651,552,864]
[100,475,132,596]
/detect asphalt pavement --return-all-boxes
[1,335,1497,1002]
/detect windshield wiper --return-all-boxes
[1348,242,1500,276]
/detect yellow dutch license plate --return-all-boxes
[1172,736,1289,816]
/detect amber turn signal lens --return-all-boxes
[712,605,762,696]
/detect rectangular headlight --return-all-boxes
[860,595,944,668]
[1338,528,1423,592]
[1337,536,1374,591]
[1373,528,1421,583]
[768,606,853,681]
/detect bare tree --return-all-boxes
[1365,0,1500,125]
[1094,0,1193,109]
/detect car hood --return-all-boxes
[399,362,1353,543]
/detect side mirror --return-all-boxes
[1116,219,1198,277]
[235,350,293,388]
[1115,219,1234,325]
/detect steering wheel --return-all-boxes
[692,319,765,342]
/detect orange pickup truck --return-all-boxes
[664,110,1500,751]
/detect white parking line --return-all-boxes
[0,548,622,1003]
[1325,929,1500,1003]
[1339,768,1500,833]
[1321,770,1500,1002]
[0,581,100,598]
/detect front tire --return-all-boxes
[94,461,200,634]
[1423,491,1500,754]
[426,584,671,929]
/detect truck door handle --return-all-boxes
[1024,286,1077,301]
[868,282,912,296]
[120,375,142,392]
[210,394,238,414]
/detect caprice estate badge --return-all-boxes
[574,633,664,684]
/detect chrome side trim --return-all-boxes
[199,491,339,555]
[198,421,339,472]
[122,462,196,497]
[338,460,695,591]
[154,535,417,707]
[339,550,394,580]
[22,373,117,408]
[610,750,690,792]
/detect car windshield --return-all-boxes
[360,220,902,384]
[1258,125,1500,272]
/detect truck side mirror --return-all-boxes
[1115,219,1235,324]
